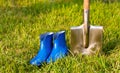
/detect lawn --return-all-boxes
[0,0,120,73]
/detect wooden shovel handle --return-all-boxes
[84,0,90,10]
[83,0,90,48]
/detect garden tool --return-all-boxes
[47,31,68,63]
[30,32,53,66]
[70,0,103,55]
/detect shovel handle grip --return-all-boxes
[84,0,90,10]
[84,0,89,25]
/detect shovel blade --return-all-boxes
[70,25,103,55]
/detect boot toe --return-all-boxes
[30,59,42,66]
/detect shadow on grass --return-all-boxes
[0,0,83,16]
[0,0,82,34]
[102,0,120,3]
[103,38,120,55]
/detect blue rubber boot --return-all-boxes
[47,31,68,63]
[30,32,53,66]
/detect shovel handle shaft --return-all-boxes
[83,0,90,48]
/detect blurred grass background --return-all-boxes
[0,0,120,73]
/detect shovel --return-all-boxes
[70,0,103,55]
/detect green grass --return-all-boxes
[0,0,120,73]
